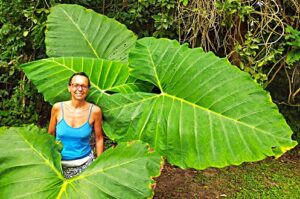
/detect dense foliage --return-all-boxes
[0,0,50,126]
[21,4,297,170]
[0,0,299,141]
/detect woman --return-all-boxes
[48,72,104,178]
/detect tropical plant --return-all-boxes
[45,3,151,96]
[285,26,300,66]
[100,37,297,169]
[0,125,163,198]
[21,57,147,104]
[0,0,50,126]
[45,4,137,62]
[20,4,297,171]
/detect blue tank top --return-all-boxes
[56,102,93,160]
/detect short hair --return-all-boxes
[68,72,90,87]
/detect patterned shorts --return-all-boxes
[62,152,94,179]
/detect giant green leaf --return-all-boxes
[0,125,163,198]
[46,4,137,62]
[101,37,298,169]
[21,57,148,105]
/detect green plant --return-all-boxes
[99,0,178,38]
[235,31,285,84]
[45,4,137,62]
[268,26,300,110]
[101,37,297,169]
[0,0,106,127]
[216,0,254,27]
[0,78,39,126]
[285,26,300,66]
[21,4,297,171]
[0,0,51,126]
[285,26,300,48]
[0,125,163,198]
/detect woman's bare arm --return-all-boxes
[48,103,59,136]
[93,106,104,157]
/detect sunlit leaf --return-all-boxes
[46,4,137,62]
[101,37,297,169]
[21,57,148,105]
[0,125,163,198]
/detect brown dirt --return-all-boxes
[153,164,230,199]
[153,146,300,199]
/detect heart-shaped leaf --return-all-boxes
[46,4,137,62]
[0,125,163,198]
[101,37,297,169]
[21,57,148,105]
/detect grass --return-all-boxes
[195,148,300,198]
[154,147,299,198]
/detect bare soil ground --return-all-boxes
[153,146,300,199]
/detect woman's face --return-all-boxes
[68,75,90,101]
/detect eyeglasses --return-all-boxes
[71,83,89,90]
